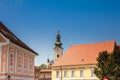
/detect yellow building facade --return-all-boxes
[52,65,98,80]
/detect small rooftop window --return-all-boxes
[80,58,84,62]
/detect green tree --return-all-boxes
[94,49,120,80]
[111,48,120,79]
[39,64,47,69]
[94,51,111,80]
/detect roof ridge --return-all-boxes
[53,40,115,67]
[0,21,38,55]
[71,40,115,46]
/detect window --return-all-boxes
[71,70,75,77]
[24,56,28,68]
[11,54,13,57]
[56,71,59,78]
[91,68,95,77]
[64,71,67,77]
[10,52,14,66]
[30,57,33,69]
[57,54,59,58]
[18,55,21,67]
[80,69,84,77]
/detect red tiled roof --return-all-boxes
[0,21,38,55]
[52,40,116,67]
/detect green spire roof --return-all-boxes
[55,31,62,48]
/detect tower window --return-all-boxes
[57,54,59,58]
[11,54,13,57]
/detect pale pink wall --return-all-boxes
[8,48,16,73]
[8,44,35,76]
[17,51,22,74]
[1,45,7,72]
[29,56,34,75]
[0,35,6,42]
[23,54,29,74]
[0,34,36,79]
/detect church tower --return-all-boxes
[54,31,63,62]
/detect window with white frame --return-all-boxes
[80,69,84,77]
[71,70,75,77]
[64,71,67,77]
[91,68,95,77]
[56,71,59,78]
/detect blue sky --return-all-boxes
[0,0,120,66]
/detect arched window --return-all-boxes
[64,71,67,77]
[56,71,59,77]
[57,54,59,58]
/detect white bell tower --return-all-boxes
[54,31,63,62]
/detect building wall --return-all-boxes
[0,41,36,80]
[39,71,51,80]
[54,47,63,62]
[52,65,99,80]
[1,45,7,73]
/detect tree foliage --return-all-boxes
[39,64,47,69]
[94,49,120,80]
[94,51,110,80]
[112,48,120,79]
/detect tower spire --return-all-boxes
[54,31,63,62]
[55,31,62,48]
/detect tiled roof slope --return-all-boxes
[52,40,116,67]
[0,22,38,55]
